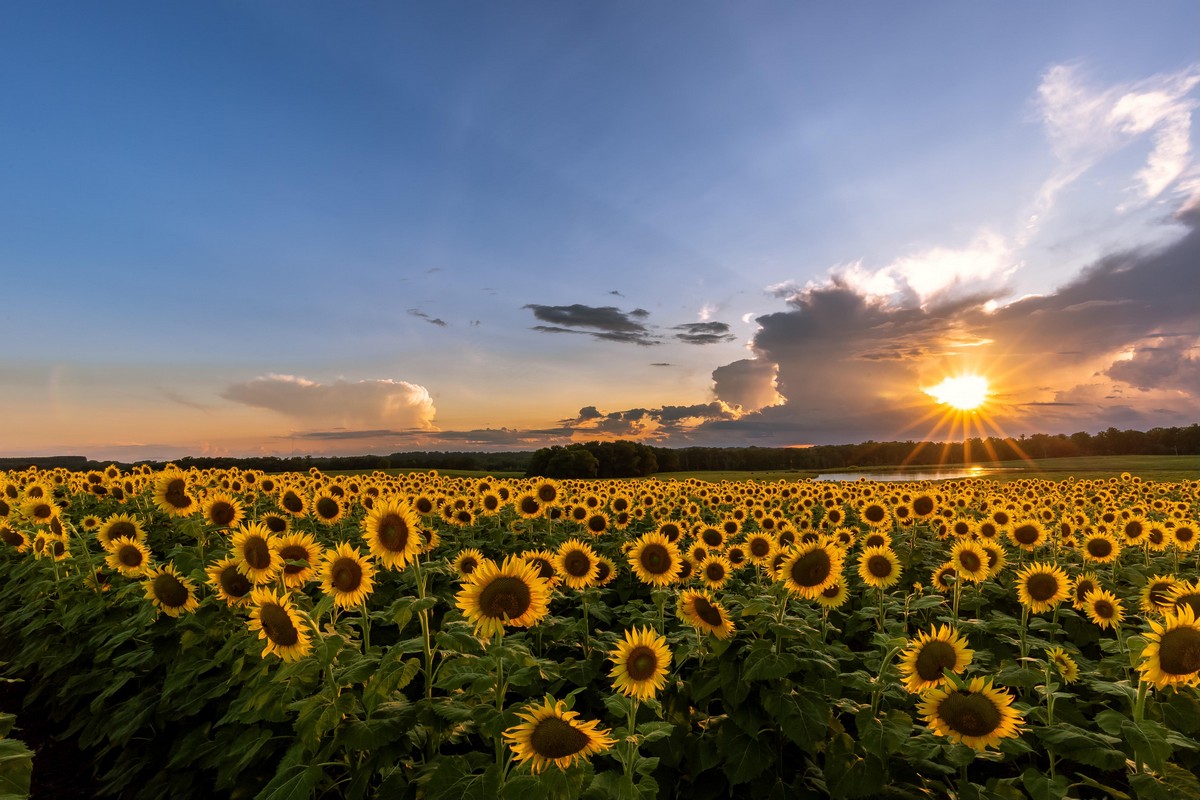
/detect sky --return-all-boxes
[2,2,1199,459]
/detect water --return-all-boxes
[814,467,1001,482]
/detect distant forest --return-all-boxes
[1,424,1197,477]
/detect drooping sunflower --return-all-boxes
[1046,646,1079,684]
[151,471,196,517]
[207,557,255,607]
[277,532,322,589]
[503,698,615,774]
[320,542,376,608]
[678,589,736,639]
[555,539,600,590]
[247,589,313,662]
[105,536,152,577]
[858,546,902,590]
[232,522,283,584]
[1006,519,1046,551]
[456,556,551,640]
[1071,571,1101,610]
[779,541,843,599]
[1139,605,1200,689]
[362,498,424,570]
[0,524,29,553]
[143,564,200,617]
[521,549,559,587]
[608,626,672,700]
[1140,574,1179,614]
[814,578,850,609]
[918,677,1024,751]
[1015,562,1072,614]
[949,540,990,583]
[202,492,244,529]
[451,547,488,579]
[627,533,683,587]
[698,554,733,591]
[1166,579,1200,618]
[1080,531,1121,564]
[899,625,974,694]
[1083,588,1124,630]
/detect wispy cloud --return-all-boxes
[672,321,738,345]
[407,308,448,327]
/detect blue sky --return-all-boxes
[3,3,1198,458]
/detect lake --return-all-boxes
[814,467,1004,482]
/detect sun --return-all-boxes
[925,376,989,411]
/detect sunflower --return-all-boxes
[1046,647,1079,684]
[858,546,902,590]
[503,698,615,774]
[451,547,488,579]
[1171,522,1198,552]
[105,537,152,577]
[153,471,197,517]
[143,564,200,617]
[320,542,377,608]
[261,513,290,536]
[1071,571,1101,610]
[1139,605,1200,689]
[232,523,283,584]
[698,526,725,550]
[362,498,423,570]
[0,524,29,553]
[207,557,255,607]
[456,556,551,640]
[814,579,850,609]
[583,512,609,537]
[978,540,1007,576]
[1140,574,1179,614]
[918,677,1024,751]
[898,625,974,694]
[277,485,308,517]
[479,491,504,516]
[521,549,559,587]
[1080,531,1121,564]
[594,555,618,587]
[608,626,672,700]
[21,498,58,526]
[949,540,990,583]
[311,490,346,525]
[1083,588,1124,630]
[1007,519,1046,551]
[97,514,145,550]
[80,515,101,532]
[860,502,891,528]
[744,532,776,565]
[514,492,543,519]
[202,492,244,529]
[277,532,322,589]
[1015,562,1072,614]
[930,563,957,593]
[698,554,733,591]
[861,531,892,550]
[678,589,736,639]
[779,542,843,599]
[555,539,600,590]
[627,533,683,587]
[656,521,685,543]
[246,589,313,662]
[1166,580,1200,618]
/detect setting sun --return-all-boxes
[925,376,989,411]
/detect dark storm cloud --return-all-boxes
[672,321,738,345]
[525,303,658,345]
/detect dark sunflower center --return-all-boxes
[210,501,237,526]
[953,522,971,536]
[331,558,364,592]
[1159,628,1200,675]
[376,513,411,552]
[1148,581,1173,606]
[260,603,300,647]
[530,717,591,760]
[705,562,725,582]
[264,516,288,534]
[994,512,1010,526]
[163,479,191,509]
[0,528,21,547]
[702,530,722,547]
[279,545,309,575]
[484,496,500,511]
[316,498,339,520]
[520,497,540,515]
[415,497,434,514]
[791,548,833,588]
[692,596,724,628]
[1174,594,1200,618]
[979,522,997,538]
[983,548,999,568]
[107,521,136,540]
[1125,521,1144,539]
[626,646,660,681]
[821,582,842,599]
[117,545,144,568]
[1093,599,1115,619]
[1177,527,1196,543]
[153,573,189,608]
[867,554,894,579]
[864,534,887,548]
[661,524,681,541]
[727,548,745,566]
[639,544,671,575]
[1026,573,1059,601]
[459,556,479,575]
[864,505,886,523]
[243,536,272,570]
[913,497,934,516]
[479,576,532,620]
[1087,538,1113,558]
[915,640,958,681]
[958,550,982,573]
[749,538,770,557]
[220,566,252,597]
[938,691,1002,737]
[32,503,53,520]
[587,516,606,534]
[595,561,611,582]
[563,550,593,577]
[282,492,304,513]
[1013,525,1038,544]
[1075,580,1096,602]
[537,486,557,503]
[529,558,554,580]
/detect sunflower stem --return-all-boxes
[1133,679,1150,773]
[493,633,508,778]
[360,603,371,652]
[1044,662,1058,780]
[623,697,640,783]
[413,559,435,701]
[951,578,962,628]
[582,594,591,657]
[877,587,885,633]
[1019,604,1030,661]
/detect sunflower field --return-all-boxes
[1,466,1200,800]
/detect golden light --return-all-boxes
[924,376,989,411]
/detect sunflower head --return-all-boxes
[105,536,152,577]
[247,589,313,662]
[503,698,615,774]
[456,556,551,640]
[207,557,255,607]
[1084,588,1124,629]
[678,589,735,639]
[1015,562,1072,614]
[555,539,599,590]
[858,545,902,590]
[452,547,488,579]
[1046,646,1079,684]
[898,625,974,694]
[143,564,200,617]
[627,533,683,587]
[319,542,377,608]
[918,677,1024,751]
[608,626,672,700]
[779,541,843,599]
[232,522,282,584]
[1139,605,1200,689]
[949,540,989,583]
[362,498,424,570]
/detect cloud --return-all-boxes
[1106,339,1200,394]
[711,359,784,412]
[222,375,437,430]
[407,308,448,327]
[672,321,738,345]
[525,303,658,345]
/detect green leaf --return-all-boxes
[0,738,33,799]
[1121,719,1173,774]
[1021,767,1069,800]
[720,725,772,785]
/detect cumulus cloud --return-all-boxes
[711,359,784,412]
[525,303,657,345]
[223,375,437,430]
[672,321,738,345]
[1106,338,1200,395]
